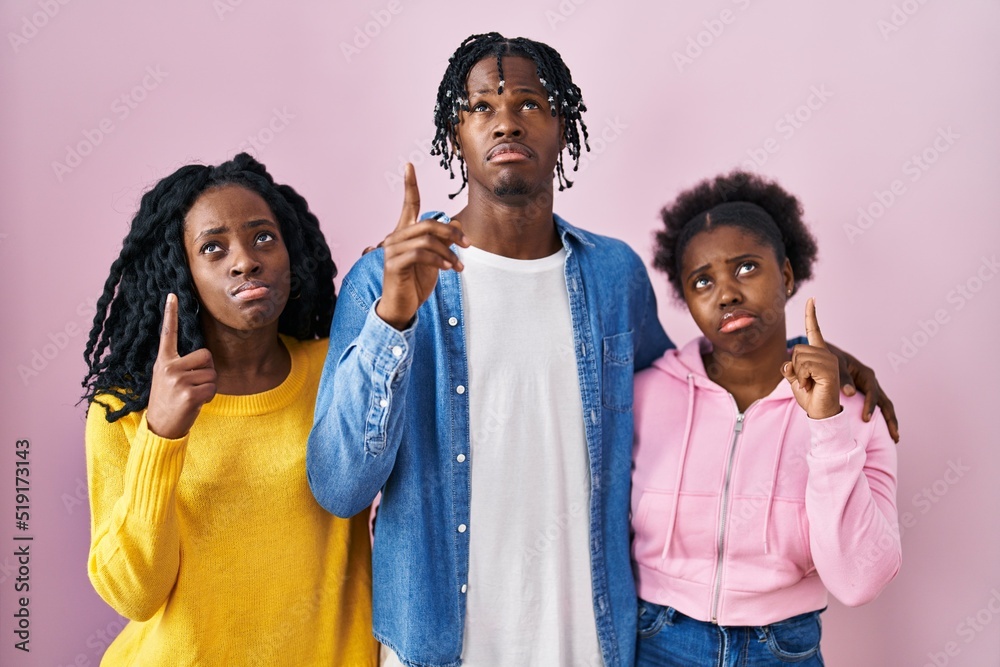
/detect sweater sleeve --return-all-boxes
[85,400,188,621]
[805,407,901,606]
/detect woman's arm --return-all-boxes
[783,299,901,604]
[86,403,187,621]
[86,295,215,620]
[805,407,900,605]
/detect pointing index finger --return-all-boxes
[804,297,826,348]
[159,293,180,359]
[396,162,421,231]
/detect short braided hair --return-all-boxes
[431,32,590,198]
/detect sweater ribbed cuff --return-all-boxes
[122,415,188,524]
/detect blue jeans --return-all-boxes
[635,600,825,667]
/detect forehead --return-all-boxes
[184,185,274,231]
[465,55,542,93]
[681,225,775,267]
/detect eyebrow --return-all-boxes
[469,85,544,97]
[684,253,764,282]
[193,218,276,242]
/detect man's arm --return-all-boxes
[632,256,674,372]
[306,260,416,518]
[307,164,469,518]
[826,342,900,442]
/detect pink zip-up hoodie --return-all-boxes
[631,338,900,626]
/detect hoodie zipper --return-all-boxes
[710,404,745,624]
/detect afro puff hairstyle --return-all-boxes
[653,170,818,301]
[82,153,336,422]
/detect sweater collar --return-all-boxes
[200,335,311,417]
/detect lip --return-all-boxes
[232,279,271,301]
[718,309,758,333]
[486,142,534,162]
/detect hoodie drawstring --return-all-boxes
[762,400,797,554]
[661,373,696,561]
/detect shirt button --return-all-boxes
[379,399,388,408]
[461,584,468,593]
[456,385,466,395]
[456,454,466,463]
[448,317,458,326]
[458,524,467,533]
[391,345,403,357]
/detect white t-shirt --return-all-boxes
[458,244,601,666]
[383,245,603,667]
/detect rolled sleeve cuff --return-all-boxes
[356,300,416,455]
[358,298,417,374]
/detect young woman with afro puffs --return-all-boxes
[630,171,901,666]
[81,153,378,666]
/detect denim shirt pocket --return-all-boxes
[602,331,634,413]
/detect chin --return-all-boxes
[493,176,532,197]
[715,326,778,358]
[232,301,286,331]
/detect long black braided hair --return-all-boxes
[82,153,336,422]
[431,32,590,198]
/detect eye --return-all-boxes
[523,100,540,110]
[736,261,757,276]
[692,275,712,290]
[200,241,222,254]
[471,102,490,112]
[255,231,276,245]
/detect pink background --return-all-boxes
[2,2,998,665]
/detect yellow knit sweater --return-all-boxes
[85,336,379,666]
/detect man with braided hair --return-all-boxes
[308,33,663,666]
[307,33,896,667]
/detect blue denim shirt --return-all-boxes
[307,214,673,667]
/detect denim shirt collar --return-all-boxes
[421,210,596,250]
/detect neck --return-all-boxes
[704,330,789,411]
[455,180,561,259]
[200,320,290,395]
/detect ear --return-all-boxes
[782,257,795,297]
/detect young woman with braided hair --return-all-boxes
[82,153,378,666]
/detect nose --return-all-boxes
[492,105,523,139]
[229,243,262,278]
[716,276,743,309]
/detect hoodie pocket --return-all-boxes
[602,331,634,413]
[633,490,718,582]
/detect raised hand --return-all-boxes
[145,294,218,439]
[782,298,842,420]
[375,163,470,330]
